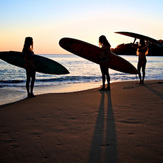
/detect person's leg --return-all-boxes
[101,74,105,89]
[137,62,141,83]
[26,71,30,97]
[106,69,110,90]
[30,72,36,97]
[142,61,146,84]
[100,65,105,90]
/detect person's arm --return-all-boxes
[106,46,111,56]
[136,48,139,56]
[132,38,138,49]
[145,47,149,55]
[24,52,30,66]
[29,52,35,69]
[24,51,35,69]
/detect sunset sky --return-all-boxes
[0,0,163,54]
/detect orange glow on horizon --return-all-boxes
[0,31,162,54]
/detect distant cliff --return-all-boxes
[111,41,163,56]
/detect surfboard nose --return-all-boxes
[59,38,74,52]
[59,38,66,48]
[130,66,138,74]
[61,66,70,74]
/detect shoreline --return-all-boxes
[0,81,101,106]
[0,80,162,162]
[1,79,163,106]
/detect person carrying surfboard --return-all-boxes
[22,37,36,98]
[99,35,111,90]
[134,39,148,84]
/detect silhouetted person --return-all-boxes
[22,37,36,98]
[99,35,111,90]
[135,39,148,84]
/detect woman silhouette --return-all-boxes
[99,35,111,90]
[136,39,148,84]
[22,37,36,97]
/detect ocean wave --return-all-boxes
[0,76,101,88]
[0,80,24,84]
[37,76,100,82]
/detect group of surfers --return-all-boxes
[23,36,148,98]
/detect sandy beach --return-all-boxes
[0,80,162,163]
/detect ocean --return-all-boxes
[0,54,163,105]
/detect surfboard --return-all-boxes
[115,31,162,45]
[0,51,69,75]
[59,38,138,74]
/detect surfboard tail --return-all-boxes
[0,51,11,61]
[0,51,25,68]
[109,52,138,74]
[0,51,70,75]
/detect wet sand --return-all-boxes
[0,82,101,105]
[0,80,162,162]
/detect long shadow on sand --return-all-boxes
[88,91,117,163]
[144,83,163,99]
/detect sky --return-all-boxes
[0,0,163,54]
